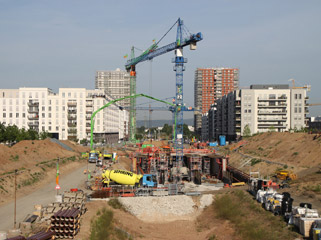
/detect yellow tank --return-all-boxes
[103,169,142,186]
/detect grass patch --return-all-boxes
[251,158,262,166]
[10,154,19,162]
[21,172,43,187]
[108,198,125,210]
[0,185,8,193]
[304,185,321,193]
[258,147,264,151]
[275,140,282,146]
[213,190,299,240]
[292,152,299,156]
[90,208,130,240]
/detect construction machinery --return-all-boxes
[101,169,157,188]
[275,169,297,181]
[88,150,99,163]
[125,18,203,179]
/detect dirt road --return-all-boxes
[0,163,95,232]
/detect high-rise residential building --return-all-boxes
[194,67,239,134]
[0,88,129,143]
[207,84,309,142]
[95,68,130,108]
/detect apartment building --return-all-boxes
[0,88,129,143]
[194,68,239,134]
[95,68,130,108]
[207,84,308,142]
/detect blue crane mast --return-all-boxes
[125,18,202,179]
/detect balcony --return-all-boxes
[86,116,91,120]
[258,111,287,115]
[67,114,77,120]
[258,104,287,108]
[28,121,39,126]
[86,128,91,133]
[86,110,93,114]
[68,109,77,114]
[28,107,39,113]
[68,129,77,134]
[27,101,39,107]
[67,136,77,141]
[258,118,286,122]
[67,101,77,107]
[258,124,286,128]
[28,114,39,120]
[68,123,77,128]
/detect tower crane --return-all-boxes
[125,18,202,173]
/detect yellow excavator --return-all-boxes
[275,170,297,181]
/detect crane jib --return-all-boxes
[125,32,203,70]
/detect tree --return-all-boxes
[27,128,39,140]
[0,122,5,142]
[161,124,172,136]
[243,124,251,137]
[39,131,52,140]
[268,126,276,132]
[4,125,20,143]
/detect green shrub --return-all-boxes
[108,198,124,210]
[90,208,113,240]
[251,158,262,166]
[292,152,299,156]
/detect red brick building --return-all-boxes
[194,68,239,134]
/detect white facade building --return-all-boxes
[95,68,130,108]
[0,88,129,142]
[207,84,309,141]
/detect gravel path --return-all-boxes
[119,194,214,222]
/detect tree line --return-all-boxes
[0,123,52,144]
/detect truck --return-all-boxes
[101,169,157,188]
[88,150,99,163]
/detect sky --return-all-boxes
[0,0,321,120]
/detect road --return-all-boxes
[0,163,96,232]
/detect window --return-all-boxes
[49,107,51,111]
[16,113,19,118]
[56,126,59,131]
[294,107,297,113]
[23,113,25,118]
[9,113,12,118]
[295,94,297,99]
[68,92,71,97]
[42,106,45,111]
[42,113,45,117]
[248,109,251,113]
[62,93,65,97]
[298,108,301,113]
[3,113,6,118]
[299,94,302,99]
[49,113,51,118]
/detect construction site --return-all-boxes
[0,130,320,239]
[0,5,320,240]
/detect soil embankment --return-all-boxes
[0,139,89,206]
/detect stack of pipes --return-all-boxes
[50,208,80,239]
[6,231,54,240]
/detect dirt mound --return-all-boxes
[0,139,89,174]
[228,132,321,176]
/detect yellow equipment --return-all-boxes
[231,182,245,187]
[275,170,297,180]
[102,169,142,186]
